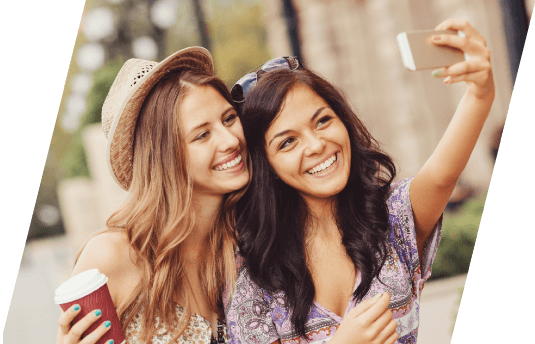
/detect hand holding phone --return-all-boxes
[397,30,466,71]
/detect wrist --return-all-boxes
[466,84,495,102]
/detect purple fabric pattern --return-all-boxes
[224,177,442,343]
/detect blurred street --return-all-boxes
[4,237,74,343]
[4,235,466,344]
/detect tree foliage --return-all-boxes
[62,60,123,179]
[430,194,485,280]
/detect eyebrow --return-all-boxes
[187,106,236,137]
[267,106,328,146]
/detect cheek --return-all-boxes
[186,146,212,173]
[268,153,300,183]
[231,121,246,140]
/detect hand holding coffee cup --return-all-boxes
[57,304,112,344]
[55,269,125,344]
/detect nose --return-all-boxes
[303,131,325,156]
[217,125,241,153]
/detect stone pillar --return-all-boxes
[57,124,128,251]
[57,178,100,251]
[81,123,129,226]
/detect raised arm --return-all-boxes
[410,19,495,258]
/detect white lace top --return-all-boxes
[124,303,213,344]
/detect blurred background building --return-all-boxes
[5,0,532,343]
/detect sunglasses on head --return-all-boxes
[231,56,300,103]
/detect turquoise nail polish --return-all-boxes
[108,340,114,344]
[104,320,111,328]
[73,304,80,311]
[432,69,442,78]
[94,309,102,317]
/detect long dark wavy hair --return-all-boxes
[235,67,397,337]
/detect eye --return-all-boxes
[278,137,296,151]
[223,114,238,126]
[316,115,333,128]
[194,131,210,142]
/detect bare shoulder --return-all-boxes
[73,231,134,275]
[72,230,142,304]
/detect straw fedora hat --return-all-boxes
[101,46,214,190]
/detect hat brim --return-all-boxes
[105,47,214,190]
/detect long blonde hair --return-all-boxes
[101,69,243,341]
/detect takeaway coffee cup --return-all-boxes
[55,269,125,344]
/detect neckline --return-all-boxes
[312,270,362,322]
[173,302,217,332]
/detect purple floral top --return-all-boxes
[224,178,442,344]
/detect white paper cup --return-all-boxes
[55,269,125,344]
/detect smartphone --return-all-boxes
[397,30,466,71]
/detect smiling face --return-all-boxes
[178,84,249,197]
[264,84,351,203]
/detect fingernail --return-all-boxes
[108,340,114,344]
[432,69,442,78]
[444,76,451,84]
[73,304,80,312]
[372,293,382,299]
[432,35,441,41]
[104,320,111,328]
[94,309,102,317]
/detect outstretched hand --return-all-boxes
[410,18,495,258]
[431,19,494,100]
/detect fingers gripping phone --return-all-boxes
[397,30,466,71]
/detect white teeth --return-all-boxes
[307,153,337,175]
[214,154,242,171]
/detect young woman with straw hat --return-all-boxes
[56,47,249,344]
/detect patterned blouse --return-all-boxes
[124,303,214,344]
[223,178,442,344]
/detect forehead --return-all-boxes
[178,85,231,127]
[266,85,329,134]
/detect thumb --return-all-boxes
[348,293,383,318]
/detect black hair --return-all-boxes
[236,67,396,338]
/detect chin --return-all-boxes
[226,176,249,194]
[301,179,348,200]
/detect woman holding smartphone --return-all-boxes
[56,47,248,344]
[225,19,493,344]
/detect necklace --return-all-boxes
[210,319,228,344]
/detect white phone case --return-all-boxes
[397,30,467,71]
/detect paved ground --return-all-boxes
[3,236,466,343]
[419,274,466,344]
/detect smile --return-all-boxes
[306,152,338,175]
[213,154,243,171]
